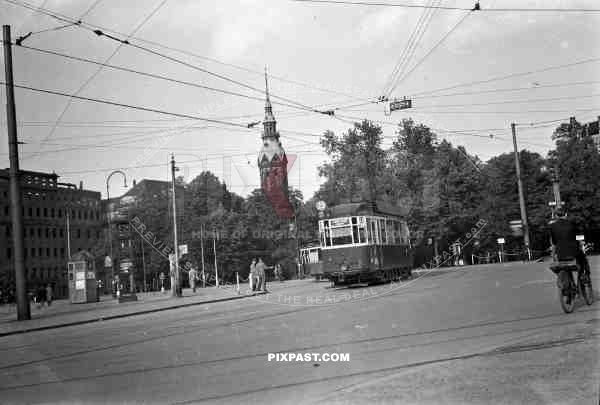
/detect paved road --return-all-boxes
[0,260,598,404]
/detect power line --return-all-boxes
[1,81,253,127]
[412,56,600,98]
[14,43,317,113]
[23,0,169,160]
[291,0,469,10]
[382,0,440,97]
[2,0,378,107]
[412,80,600,99]
[290,0,600,12]
[389,10,473,96]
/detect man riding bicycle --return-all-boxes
[549,206,590,280]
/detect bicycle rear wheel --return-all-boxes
[558,271,575,313]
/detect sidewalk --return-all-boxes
[0,284,266,337]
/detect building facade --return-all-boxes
[0,170,103,300]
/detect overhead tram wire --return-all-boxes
[3,0,381,115]
[22,0,169,161]
[1,81,254,128]
[383,0,440,98]
[410,80,600,100]
[388,9,473,96]
[290,0,600,12]
[14,44,321,114]
[410,56,600,98]
[3,0,380,112]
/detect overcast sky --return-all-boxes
[1,0,599,201]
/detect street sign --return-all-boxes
[389,98,412,111]
[316,200,326,211]
[509,220,523,236]
[576,235,585,241]
[104,256,112,268]
[159,272,165,280]
[178,244,188,255]
[497,238,505,244]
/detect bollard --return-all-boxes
[236,272,240,295]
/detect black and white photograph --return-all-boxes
[0,0,599,403]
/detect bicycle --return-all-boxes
[550,257,594,313]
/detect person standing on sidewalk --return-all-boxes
[249,259,257,291]
[255,258,272,293]
[46,284,53,306]
[188,266,199,293]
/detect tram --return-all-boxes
[319,202,413,286]
[299,242,324,280]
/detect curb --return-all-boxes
[0,291,266,338]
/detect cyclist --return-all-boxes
[549,206,590,280]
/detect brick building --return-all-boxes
[0,170,103,299]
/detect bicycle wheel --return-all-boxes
[558,271,575,313]
[579,273,594,306]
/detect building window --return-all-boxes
[54,248,58,257]
[36,208,40,217]
[96,230,101,239]
[29,228,34,238]
[43,208,47,217]
[58,209,62,218]
[45,228,49,238]
[38,248,42,257]
[84,211,88,220]
[60,248,65,258]
[32,268,36,278]
[29,248,33,258]
[5,226,10,237]
[28,207,32,217]
[51,208,55,218]
[77,229,81,239]
[87,230,91,239]
[52,228,57,239]
[46,248,50,257]
[6,247,11,259]
[37,228,41,238]
[60,229,64,238]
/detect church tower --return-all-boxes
[257,69,291,215]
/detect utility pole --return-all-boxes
[511,123,531,261]
[3,25,30,320]
[66,208,71,259]
[200,223,205,287]
[213,230,219,288]
[170,154,181,297]
[140,234,146,292]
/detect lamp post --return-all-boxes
[106,170,127,296]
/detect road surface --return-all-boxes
[0,260,598,404]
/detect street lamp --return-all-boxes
[106,170,127,296]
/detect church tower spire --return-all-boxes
[263,67,277,139]
[257,66,290,216]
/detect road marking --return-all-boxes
[513,279,555,288]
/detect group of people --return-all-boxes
[249,258,269,292]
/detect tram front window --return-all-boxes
[330,226,353,246]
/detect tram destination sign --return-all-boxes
[330,217,350,227]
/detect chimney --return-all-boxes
[79,181,83,190]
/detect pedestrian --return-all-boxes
[255,258,271,293]
[36,286,45,309]
[189,266,199,293]
[46,284,53,306]
[249,258,257,292]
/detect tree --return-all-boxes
[548,128,600,243]
[317,120,387,206]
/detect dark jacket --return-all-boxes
[549,217,580,260]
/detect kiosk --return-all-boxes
[68,250,98,304]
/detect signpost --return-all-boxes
[497,238,505,263]
[159,272,165,293]
[389,98,412,112]
[178,244,188,256]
